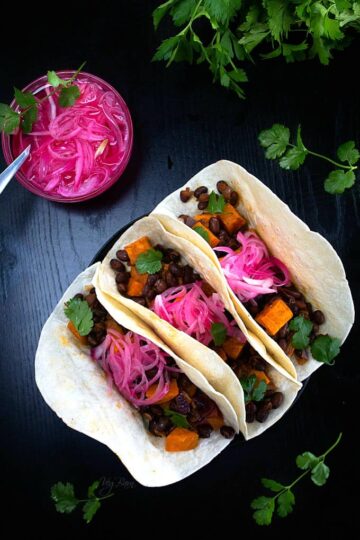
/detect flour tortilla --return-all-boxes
[152,160,354,381]
[35,263,240,487]
[97,217,301,439]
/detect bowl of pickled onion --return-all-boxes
[1,71,133,202]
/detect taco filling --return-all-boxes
[176,181,337,367]
[64,288,236,450]
[109,238,285,424]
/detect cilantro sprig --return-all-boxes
[0,61,86,135]
[259,124,359,194]
[211,321,227,346]
[206,191,226,213]
[64,297,94,336]
[251,432,342,525]
[289,315,341,365]
[164,407,190,428]
[193,225,210,243]
[51,480,114,524]
[240,374,267,403]
[289,315,313,349]
[135,248,163,274]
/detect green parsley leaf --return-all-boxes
[289,316,313,349]
[241,374,267,403]
[279,146,307,170]
[277,489,295,517]
[164,407,190,428]
[51,482,79,513]
[152,36,181,62]
[211,322,227,346]
[296,451,319,470]
[206,191,226,213]
[171,0,196,27]
[324,169,356,194]
[258,124,290,159]
[87,480,100,498]
[64,297,94,336]
[311,462,330,486]
[135,248,163,274]
[266,0,293,41]
[252,379,267,401]
[59,85,81,107]
[22,106,38,134]
[204,0,241,26]
[261,478,284,492]
[251,496,275,526]
[193,226,210,243]
[83,499,101,524]
[310,335,340,364]
[0,103,20,134]
[337,141,360,165]
[153,0,174,29]
[14,87,36,109]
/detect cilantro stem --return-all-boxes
[319,431,342,459]
[77,493,114,503]
[289,144,357,170]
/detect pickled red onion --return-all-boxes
[91,329,177,408]
[215,231,290,302]
[153,282,246,345]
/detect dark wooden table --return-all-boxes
[1,2,358,536]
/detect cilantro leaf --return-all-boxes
[135,248,163,274]
[241,374,267,403]
[206,191,226,213]
[251,496,275,526]
[261,478,284,492]
[0,103,20,134]
[277,489,295,518]
[59,85,81,107]
[164,407,190,428]
[83,499,101,524]
[258,124,290,159]
[211,322,227,346]
[266,0,293,41]
[14,87,36,109]
[337,141,360,165]
[324,169,356,194]
[51,482,79,513]
[193,226,210,243]
[153,0,174,29]
[252,380,268,402]
[279,146,307,170]
[22,106,38,134]
[87,480,100,498]
[47,70,67,88]
[310,335,340,364]
[64,297,94,336]
[296,451,319,470]
[152,36,181,62]
[204,0,241,26]
[171,0,196,27]
[289,316,313,349]
[311,462,330,486]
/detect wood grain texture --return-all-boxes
[0,1,359,536]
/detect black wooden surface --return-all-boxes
[0,2,359,536]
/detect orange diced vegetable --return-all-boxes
[249,369,271,385]
[146,379,179,404]
[207,407,224,430]
[194,213,213,226]
[67,321,88,346]
[222,336,244,360]
[125,236,152,265]
[105,319,124,333]
[256,298,293,336]
[220,203,246,234]
[127,266,148,297]
[215,346,227,362]
[165,428,199,452]
[192,222,220,248]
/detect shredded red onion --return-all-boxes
[215,231,290,302]
[91,329,177,408]
[153,281,246,345]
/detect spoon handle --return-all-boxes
[0,145,31,195]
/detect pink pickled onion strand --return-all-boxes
[12,80,130,198]
[153,281,246,346]
[214,231,290,302]
[91,329,179,408]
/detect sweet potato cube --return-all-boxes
[207,407,224,430]
[220,203,246,234]
[192,222,220,248]
[67,321,88,346]
[256,298,293,336]
[222,336,244,360]
[105,319,124,334]
[127,266,148,297]
[249,369,271,386]
[146,379,179,404]
[194,213,213,227]
[165,428,199,452]
[125,236,152,265]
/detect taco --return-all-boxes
[151,160,354,381]
[97,216,300,439]
[35,263,239,487]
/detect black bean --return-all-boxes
[278,338,288,351]
[306,302,313,315]
[170,392,191,415]
[178,374,197,397]
[115,271,130,284]
[256,400,273,423]
[277,324,289,339]
[169,263,183,277]
[312,323,319,335]
[217,180,229,194]
[192,392,214,417]
[209,217,221,235]
[194,186,208,199]
[116,250,130,263]
[147,274,159,287]
[154,279,167,294]
[110,258,125,271]
[85,293,96,306]
[73,293,84,300]
[149,405,163,417]
[280,286,302,299]
[132,296,146,306]
[220,426,235,439]
[218,230,230,245]
[222,185,232,201]
[87,334,99,347]
[229,191,239,206]
[246,402,257,423]
[113,261,125,272]
[197,201,208,210]
[93,309,107,322]
[165,272,177,287]
[154,244,165,254]
[198,192,210,203]
[270,392,284,409]
[296,299,307,310]
[197,423,213,438]
[144,287,157,301]
[117,283,127,294]
[228,238,240,250]
[89,287,95,294]
[312,310,325,325]
[167,249,181,262]
[180,188,193,202]
[193,272,201,281]
[291,304,299,315]
[179,214,196,228]
[183,265,194,284]
[149,416,173,436]
[247,301,259,316]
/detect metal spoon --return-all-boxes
[0,145,31,195]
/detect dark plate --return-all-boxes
[90,216,308,448]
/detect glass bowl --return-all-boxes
[1,71,133,203]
